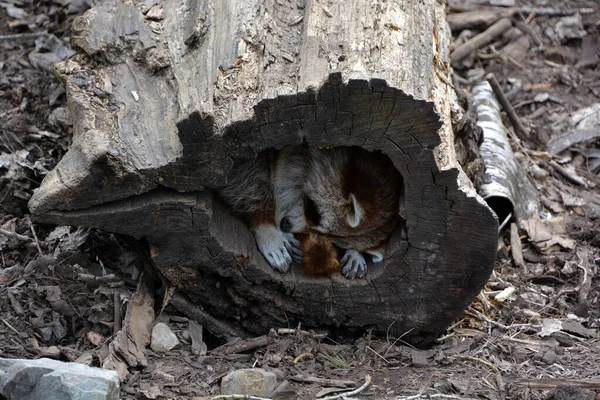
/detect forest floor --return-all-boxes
[1,0,600,399]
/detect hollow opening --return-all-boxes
[214,144,406,279]
[483,195,513,227]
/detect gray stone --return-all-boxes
[555,14,586,43]
[0,357,119,400]
[221,368,278,397]
[541,350,558,365]
[150,322,180,353]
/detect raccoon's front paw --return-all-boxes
[341,249,367,279]
[254,225,293,272]
[283,233,303,264]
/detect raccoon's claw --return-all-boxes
[284,233,303,264]
[341,249,367,279]
[254,225,293,272]
[266,250,292,272]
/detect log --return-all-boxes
[29,0,498,346]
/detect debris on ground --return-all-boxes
[1,0,600,399]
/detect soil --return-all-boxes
[1,1,600,399]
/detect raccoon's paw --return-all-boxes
[341,249,367,279]
[283,233,303,264]
[254,225,293,272]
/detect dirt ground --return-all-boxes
[1,0,600,399]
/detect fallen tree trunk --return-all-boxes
[29,0,498,345]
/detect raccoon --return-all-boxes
[218,145,403,279]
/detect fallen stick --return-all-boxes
[289,375,356,388]
[320,375,371,400]
[485,73,530,141]
[210,395,271,400]
[513,19,542,47]
[396,393,478,399]
[509,223,524,268]
[447,10,507,32]
[548,160,588,187]
[516,7,595,17]
[210,335,274,355]
[0,31,48,40]
[451,18,513,64]
[0,228,32,242]
[516,378,600,390]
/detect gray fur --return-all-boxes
[273,146,308,231]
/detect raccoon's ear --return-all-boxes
[346,193,363,228]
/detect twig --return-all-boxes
[515,7,595,17]
[0,228,32,242]
[210,335,273,355]
[210,395,272,400]
[451,18,513,63]
[465,308,541,331]
[509,223,524,267]
[396,393,479,399]
[320,375,371,400]
[548,160,587,187]
[513,19,542,47]
[486,73,529,141]
[498,212,512,233]
[516,378,600,390]
[1,318,21,336]
[383,327,415,355]
[26,217,43,255]
[0,31,48,40]
[289,375,355,388]
[367,345,391,364]
[277,327,328,339]
[77,273,121,283]
[576,247,592,311]
[113,292,122,337]
[292,352,313,364]
[546,261,589,310]
[457,355,500,373]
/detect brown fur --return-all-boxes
[298,233,341,276]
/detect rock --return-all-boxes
[0,357,119,400]
[145,5,163,21]
[221,368,278,397]
[188,321,207,356]
[555,14,586,43]
[150,322,179,353]
[541,350,558,365]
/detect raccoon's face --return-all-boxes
[304,192,366,237]
[278,190,362,236]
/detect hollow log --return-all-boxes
[29,0,498,346]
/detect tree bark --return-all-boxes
[29,0,498,346]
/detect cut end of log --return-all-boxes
[31,76,497,346]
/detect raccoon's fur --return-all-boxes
[218,145,403,279]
